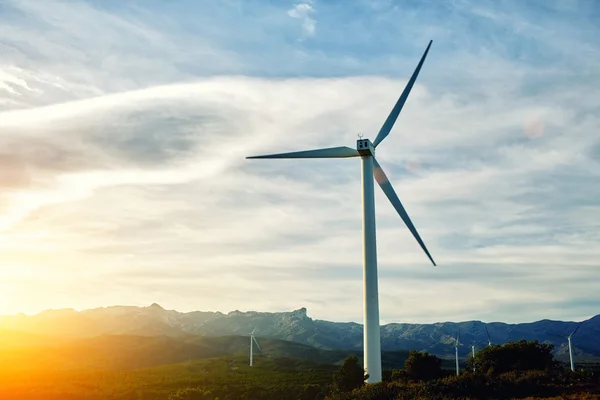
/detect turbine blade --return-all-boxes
[253,336,261,352]
[372,40,433,148]
[251,327,257,334]
[484,324,492,344]
[246,146,360,159]
[569,321,584,338]
[373,157,436,266]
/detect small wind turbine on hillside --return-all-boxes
[471,341,476,372]
[454,330,460,376]
[567,322,583,372]
[249,327,261,367]
[551,321,584,372]
[470,339,485,373]
[247,41,436,384]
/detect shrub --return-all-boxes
[471,340,557,376]
[332,355,369,393]
[404,350,443,381]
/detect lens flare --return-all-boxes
[524,117,544,139]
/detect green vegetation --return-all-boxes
[403,350,443,381]
[1,356,336,400]
[331,355,368,393]
[329,340,600,400]
[467,340,556,375]
[1,334,599,399]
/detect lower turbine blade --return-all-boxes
[253,336,261,351]
[246,146,360,159]
[373,157,436,266]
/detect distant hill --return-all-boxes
[0,330,420,372]
[1,305,599,361]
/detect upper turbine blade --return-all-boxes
[372,40,433,148]
[484,324,492,344]
[247,146,359,159]
[372,157,436,266]
[569,321,584,338]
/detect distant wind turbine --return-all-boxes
[249,327,261,367]
[470,339,484,373]
[455,330,460,376]
[471,342,476,373]
[550,321,584,372]
[565,322,584,372]
[246,40,436,384]
[567,322,583,372]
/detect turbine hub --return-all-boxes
[357,139,375,156]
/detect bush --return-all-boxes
[332,355,369,393]
[471,340,557,376]
[404,350,443,381]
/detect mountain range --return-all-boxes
[2,304,599,362]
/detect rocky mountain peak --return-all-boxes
[291,307,308,319]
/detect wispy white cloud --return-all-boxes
[0,0,599,325]
[287,1,317,38]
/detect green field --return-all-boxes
[1,356,338,400]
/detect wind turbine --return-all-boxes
[549,321,584,372]
[470,339,484,372]
[471,341,476,373]
[249,327,261,367]
[246,40,436,384]
[567,322,584,372]
[454,330,460,376]
[564,322,584,372]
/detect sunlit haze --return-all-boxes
[1,0,599,324]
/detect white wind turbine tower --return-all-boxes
[469,323,492,373]
[470,339,484,373]
[248,327,261,367]
[471,341,476,373]
[454,330,460,376]
[246,40,436,384]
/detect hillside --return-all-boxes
[0,354,339,400]
[0,330,428,373]
[1,305,599,361]
[1,337,599,400]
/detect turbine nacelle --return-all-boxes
[357,139,375,156]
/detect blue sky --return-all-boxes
[0,0,599,324]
